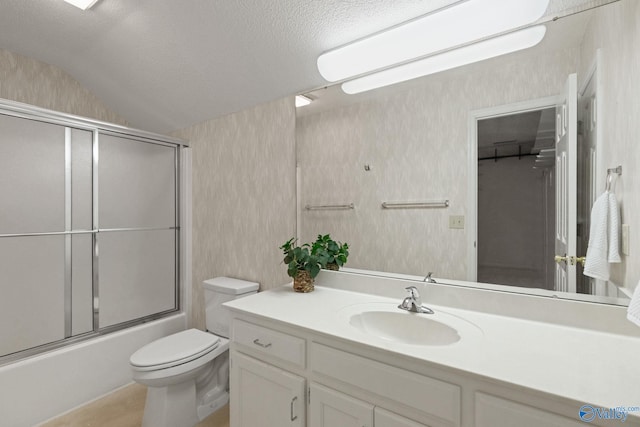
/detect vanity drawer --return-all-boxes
[232,319,306,368]
[311,342,460,427]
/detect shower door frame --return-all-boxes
[0,98,188,365]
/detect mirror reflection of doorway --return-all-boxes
[477,108,556,290]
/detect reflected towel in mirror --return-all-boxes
[583,191,621,281]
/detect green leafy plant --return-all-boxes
[311,234,349,269]
[280,238,322,279]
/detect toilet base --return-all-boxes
[142,380,200,427]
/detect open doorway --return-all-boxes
[476,108,556,290]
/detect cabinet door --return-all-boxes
[230,351,305,427]
[309,383,374,427]
[375,407,428,427]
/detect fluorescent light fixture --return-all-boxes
[295,95,312,108]
[63,0,99,10]
[341,25,546,95]
[317,0,549,82]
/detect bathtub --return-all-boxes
[0,314,186,427]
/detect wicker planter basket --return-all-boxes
[325,263,339,271]
[293,270,314,293]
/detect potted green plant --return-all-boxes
[311,234,349,271]
[279,238,322,292]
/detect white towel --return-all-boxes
[583,191,621,281]
[628,283,640,327]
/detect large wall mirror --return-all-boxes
[296,0,636,306]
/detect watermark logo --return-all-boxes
[578,405,640,423]
[579,405,597,422]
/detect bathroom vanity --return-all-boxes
[225,270,640,427]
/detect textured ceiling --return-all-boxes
[0,0,610,133]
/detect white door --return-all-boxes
[554,73,578,293]
[578,51,607,296]
[230,351,305,427]
[375,407,427,427]
[578,69,598,294]
[309,383,374,427]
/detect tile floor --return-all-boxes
[41,383,229,427]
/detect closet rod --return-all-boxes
[478,152,538,162]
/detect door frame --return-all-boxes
[466,96,558,282]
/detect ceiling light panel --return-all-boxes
[341,25,547,94]
[63,0,99,10]
[317,0,549,82]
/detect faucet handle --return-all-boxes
[424,272,436,283]
[399,286,434,314]
[404,286,422,305]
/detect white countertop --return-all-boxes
[225,282,640,416]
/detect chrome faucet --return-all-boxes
[398,286,434,314]
[423,272,436,283]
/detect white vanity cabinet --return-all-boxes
[227,290,640,427]
[229,319,307,427]
[229,317,439,427]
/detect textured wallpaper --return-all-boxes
[0,49,128,126]
[579,0,640,291]
[297,43,578,282]
[172,98,297,329]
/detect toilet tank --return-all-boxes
[203,277,259,337]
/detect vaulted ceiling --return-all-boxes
[0,0,602,134]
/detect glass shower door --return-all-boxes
[97,134,177,329]
[0,114,93,357]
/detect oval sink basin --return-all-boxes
[349,311,460,346]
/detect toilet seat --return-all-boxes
[130,329,221,372]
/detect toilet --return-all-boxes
[130,277,259,427]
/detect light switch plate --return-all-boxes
[622,224,630,255]
[449,215,465,229]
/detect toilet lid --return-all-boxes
[130,329,221,370]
